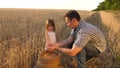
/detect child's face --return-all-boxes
[47,25,54,30]
[47,24,54,30]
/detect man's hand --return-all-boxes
[45,44,56,52]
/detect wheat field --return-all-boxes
[0,8,120,68]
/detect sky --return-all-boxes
[0,0,104,11]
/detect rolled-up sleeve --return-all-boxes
[74,32,91,48]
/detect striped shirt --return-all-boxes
[70,21,106,53]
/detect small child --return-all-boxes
[45,19,57,51]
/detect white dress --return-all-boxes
[47,32,56,44]
[45,31,56,51]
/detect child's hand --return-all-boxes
[45,43,49,51]
[45,44,53,52]
[45,44,55,52]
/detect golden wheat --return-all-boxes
[0,8,120,68]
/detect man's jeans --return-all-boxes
[67,43,100,68]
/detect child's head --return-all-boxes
[46,19,55,31]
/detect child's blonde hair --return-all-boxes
[45,19,56,31]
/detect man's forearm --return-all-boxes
[56,47,73,56]
[58,39,72,47]
[55,45,82,56]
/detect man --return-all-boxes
[46,10,106,68]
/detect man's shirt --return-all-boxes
[70,21,106,53]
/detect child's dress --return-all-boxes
[47,31,56,44]
[38,31,60,68]
[45,31,56,50]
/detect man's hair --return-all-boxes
[64,10,81,21]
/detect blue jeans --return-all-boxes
[67,43,100,68]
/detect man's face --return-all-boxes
[65,17,75,28]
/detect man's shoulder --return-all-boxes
[82,21,101,31]
[79,21,104,36]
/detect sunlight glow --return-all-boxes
[0,0,104,11]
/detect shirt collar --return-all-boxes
[73,21,83,32]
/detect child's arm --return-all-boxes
[45,30,49,44]
[45,31,50,51]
